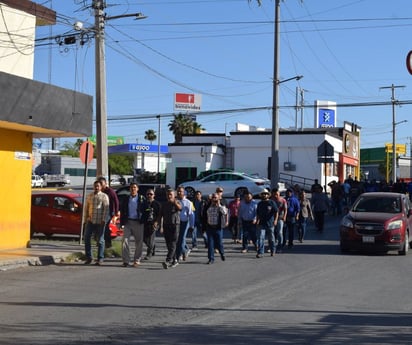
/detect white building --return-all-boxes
[166,122,361,192]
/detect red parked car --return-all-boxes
[340,192,412,255]
[31,192,123,239]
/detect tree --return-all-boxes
[168,113,195,143]
[192,121,205,134]
[60,139,85,157]
[109,154,135,176]
[144,129,157,144]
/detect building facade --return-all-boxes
[166,122,361,192]
[0,1,92,250]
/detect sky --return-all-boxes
[33,0,412,151]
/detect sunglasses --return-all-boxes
[146,193,154,196]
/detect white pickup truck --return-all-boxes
[31,175,44,188]
[42,174,71,187]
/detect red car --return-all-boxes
[31,192,123,239]
[340,192,412,255]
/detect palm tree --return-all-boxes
[144,129,157,144]
[192,121,205,134]
[168,113,193,143]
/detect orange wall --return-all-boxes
[0,128,32,249]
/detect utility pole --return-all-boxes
[91,1,146,179]
[270,0,281,189]
[380,84,405,183]
[93,0,108,178]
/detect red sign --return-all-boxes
[175,93,195,103]
[79,141,94,164]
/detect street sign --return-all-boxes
[317,140,334,163]
[385,143,407,155]
[80,141,94,164]
[174,93,201,112]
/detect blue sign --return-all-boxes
[108,144,168,154]
[318,108,336,128]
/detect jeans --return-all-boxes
[256,225,273,255]
[242,220,257,251]
[84,221,105,261]
[297,217,308,241]
[206,227,224,262]
[274,219,284,252]
[176,221,189,260]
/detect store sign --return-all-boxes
[314,100,337,128]
[174,93,201,112]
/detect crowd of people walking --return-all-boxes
[83,177,342,268]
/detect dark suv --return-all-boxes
[340,192,412,255]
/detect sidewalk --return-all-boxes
[0,241,83,271]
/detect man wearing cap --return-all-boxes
[256,189,278,257]
[238,191,258,253]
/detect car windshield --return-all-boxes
[352,196,402,213]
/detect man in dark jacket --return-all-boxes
[141,189,161,260]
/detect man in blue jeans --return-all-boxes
[284,188,300,248]
[238,191,257,253]
[84,180,109,265]
[256,189,278,257]
[176,186,194,262]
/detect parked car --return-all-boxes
[179,171,271,199]
[340,192,412,255]
[116,183,170,204]
[31,192,123,239]
[31,175,44,188]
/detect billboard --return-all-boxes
[174,93,201,112]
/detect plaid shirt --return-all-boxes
[86,191,109,224]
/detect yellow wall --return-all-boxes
[0,128,32,249]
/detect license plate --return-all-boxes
[362,236,375,243]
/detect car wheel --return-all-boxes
[235,187,248,198]
[184,187,196,199]
[399,231,409,256]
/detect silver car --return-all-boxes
[180,171,271,199]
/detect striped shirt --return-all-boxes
[86,191,109,224]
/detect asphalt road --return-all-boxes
[1,216,411,345]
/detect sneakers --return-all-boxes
[256,254,262,259]
[122,262,129,267]
[170,261,179,268]
[207,260,214,264]
[94,260,103,266]
[84,258,92,265]
[241,249,247,253]
[221,254,226,261]
[133,260,141,267]
[162,261,169,269]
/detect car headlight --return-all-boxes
[387,220,403,230]
[341,216,354,229]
